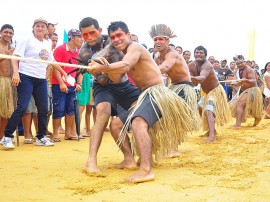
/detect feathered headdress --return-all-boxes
[149,24,177,39]
[233,54,245,62]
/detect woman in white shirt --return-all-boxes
[2,18,66,149]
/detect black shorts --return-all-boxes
[119,94,162,128]
[173,81,194,100]
[93,79,140,116]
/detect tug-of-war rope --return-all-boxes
[0,54,250,83]
[0,54,88,69]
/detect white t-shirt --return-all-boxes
[14,35,54,79]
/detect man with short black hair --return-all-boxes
[215,58,234,99]
[47,22,58,38]
[79,17,140,175]
[182,50,191,64]
[87,21,194,183]
[0,24,15,144]
[189,46,230,143]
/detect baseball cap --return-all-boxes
[33,17,48,26]
[68,29,81,38]
[48,22,58,26]
[221,58,227,62]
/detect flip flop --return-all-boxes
[51,137,61,142]
[64,136,79,140]
[24,138,34,144]
[82,133,91,138]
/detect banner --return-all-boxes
[63,29,68,43]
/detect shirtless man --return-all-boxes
[230,55,262,129]
[151,24,200,156]
[189,46,230,142]
[87,21,193,183]
[0,24,15,143]
[79,17,140,174]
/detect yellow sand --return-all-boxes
[1,117,270,201]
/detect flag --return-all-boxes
[248,29,255,60]
[63,29,68,43]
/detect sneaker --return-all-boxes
[36,137,54,146]
[0,137,3,145]
[2,137,15,149]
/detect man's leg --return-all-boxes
[124,117,154,183]
[85,104,93,136]
[64,114,76,139]
[110,117,137,169]
[52,118,61,140]
[204,110,216,142]
[84,102,111,173]
[22,113,33,140]
[231,94,247,129]
[51,84,65,140]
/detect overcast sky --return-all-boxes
[1,0,270,68]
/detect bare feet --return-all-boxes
[200,130,217,137]
[114,160,137,170]
[81,131,91,137]
[124,171,154,183]
[203,136,216,143]
[230,125,241,130]
[200,131,209,137]
[253,117,262,126]
[167,149,180,158]
[83,164,106,177]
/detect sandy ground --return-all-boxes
[1,117,270,202]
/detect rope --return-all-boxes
[0,54,88,69]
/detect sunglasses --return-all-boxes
[82,30,98,40]
[154,37,167,42]
[110,32,124,41]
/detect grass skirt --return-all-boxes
[202,85,230,130]
[0,76,14,118]
[230,87,263,122]
[169,83,201,131]
[117,85,194,161]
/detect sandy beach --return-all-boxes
[1,117,270,202]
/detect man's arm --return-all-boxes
[88,43,141,75]
[10,55,20,86]
[51,63,67,80]
[53,65,68,93]
[75,73,83,92]
[158,52,177,74]
[190,64,211,84]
